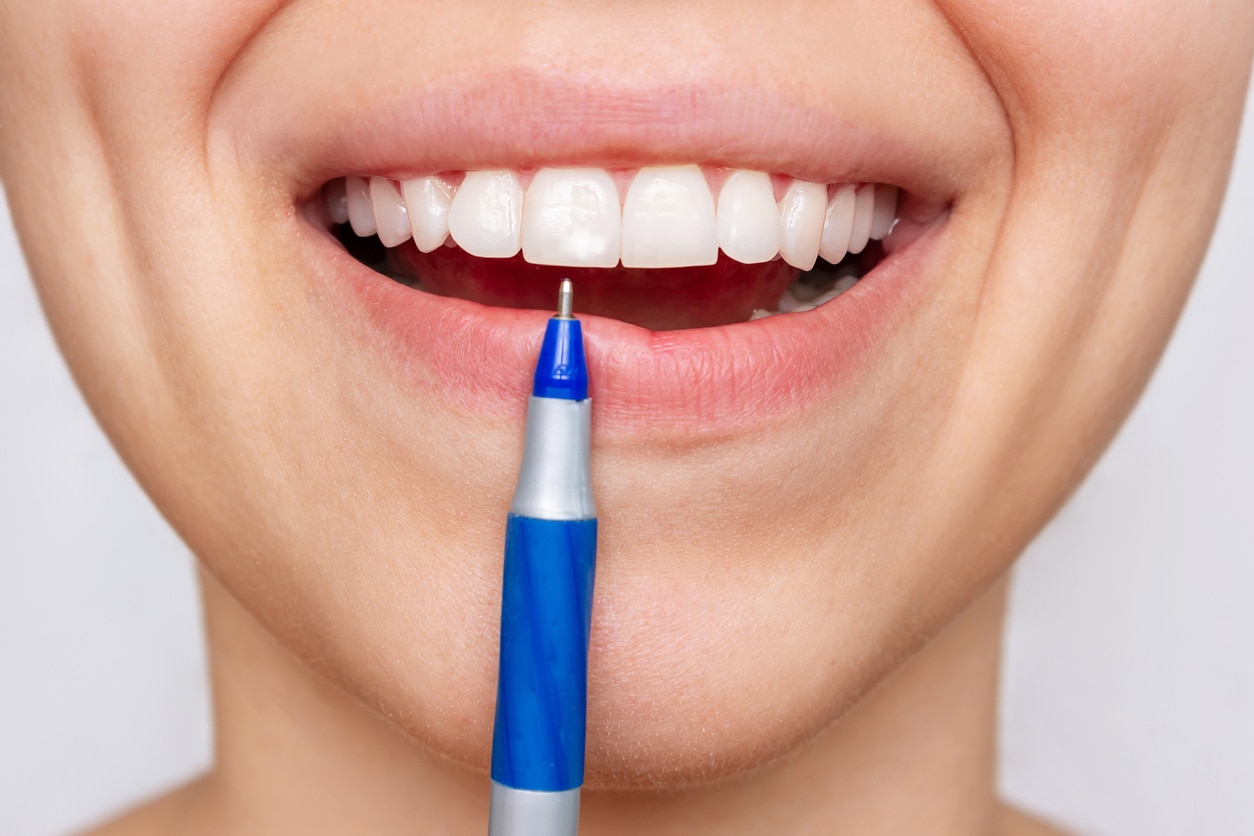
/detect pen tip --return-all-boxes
[557,279,574,319]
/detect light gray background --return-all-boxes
[2,87,1251,834]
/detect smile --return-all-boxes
[262,76,965,435]
[322,166,911,330]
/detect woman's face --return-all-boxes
[2,1,1249,787]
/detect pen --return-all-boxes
[488,280,596,836]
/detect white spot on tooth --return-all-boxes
[522,168,621,268]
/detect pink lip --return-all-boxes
[304,220,945,436]
[245,71,966,207]
[253,73,959,436]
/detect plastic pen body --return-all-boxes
[489,286,596,836]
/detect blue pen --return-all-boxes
[488,279,596,836]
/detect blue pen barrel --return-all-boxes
[489,287,594,836]
[491,515,598,792]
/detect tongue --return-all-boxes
[390,244,799,330]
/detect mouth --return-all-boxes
[252,76,965,432]
[316,166,930,332]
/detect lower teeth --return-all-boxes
[749,273,860,320]
[335,223,879,326]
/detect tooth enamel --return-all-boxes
[447,170,523,258]
[776,287,811,313]
[621,165,718,268]
[777,179,826,271]
[869,184,898,241]
[716,170,782,264]
[369,177,411,248]
[819,185,856,264]
[847,184,875,255]
[401,175,455,253]
[346,176,376,237]
[812,275,860,307]
[325,179,349,225]
[522,168,621,268]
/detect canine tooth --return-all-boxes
[819,185,856,264]
[621,165,718,268]
[369,177,411,248]
[716,170,782,264]
[522,168,621,268]
[777,179,826,270]
[869,184,898,240]
[448,170,523,258]
[749,309,775,320]
[847,184,875,255]
[346,176,376,237]
[402,176,454,252]
[325,179,349,225]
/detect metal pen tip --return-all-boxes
[556,279,574,319]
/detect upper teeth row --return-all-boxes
[326,166,898,271]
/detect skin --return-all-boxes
[1,2,1251,834]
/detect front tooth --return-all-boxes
[847,184,875,255]
[447,170,523,258]
[869,184,898,241]
[819,184,856,264]
[621,165,718,268]
[522,168,621,268]
[716,169,782,264]
[777,179,826,270]
[402,176,454,253]
[369,177,411,248]
[346,175,376,237]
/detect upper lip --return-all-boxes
[229,69,970,208]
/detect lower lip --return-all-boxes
[313,222,947,436]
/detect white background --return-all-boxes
[2,87,1251,835]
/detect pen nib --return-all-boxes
[557,279,574,319]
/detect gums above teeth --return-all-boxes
[324,165,903,323]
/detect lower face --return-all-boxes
[1,0,1249,788]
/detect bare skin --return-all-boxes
[1,1,1250,833]
[84,575,1065,836]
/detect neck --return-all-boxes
[193,569,1006,835]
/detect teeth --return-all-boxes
[345,175,376,237]
[324,179,349,225]
[447,170,523,258]
[777,179,826,271]
[819,184,856,265]
[621,165,719,268]
[334,167,903,271]
[402,175,454,253]
[522,168,621,268]
[847,184,875,256]
[369,177,411,248]
[716,169,782,264]
[869,184,898,241]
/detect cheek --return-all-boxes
[937,0,1242,126]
